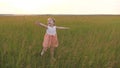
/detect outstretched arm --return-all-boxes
[56,26,70,30]
[35,22,47,28]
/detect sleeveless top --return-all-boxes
[46,26,56,35]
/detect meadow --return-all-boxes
[0,15,120,68]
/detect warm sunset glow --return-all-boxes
[0,0,120,14]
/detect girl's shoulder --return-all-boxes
[54,26,56,28]
[48,25,56,28]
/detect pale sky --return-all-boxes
[0,0,120,14]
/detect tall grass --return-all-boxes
[0,15,120,68]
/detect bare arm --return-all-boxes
[56,26,70,30]
[35,22,47,28]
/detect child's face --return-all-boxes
[48,18,54,25]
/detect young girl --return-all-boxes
[35,17,69,60]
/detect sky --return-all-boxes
[0,0,120,15]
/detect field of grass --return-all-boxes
[0,15,120,68]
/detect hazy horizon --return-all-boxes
[0,0,120,15]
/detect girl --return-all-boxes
[35,17,69,60]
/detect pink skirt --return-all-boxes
[43,33,58,48]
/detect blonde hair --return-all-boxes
[48,17,55,23]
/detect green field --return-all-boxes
[0,15,120,68]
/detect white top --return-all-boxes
[46,26,56,35]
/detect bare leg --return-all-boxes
[43,47,48,52]
[41,47,48,56]
[50,47,56,61]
